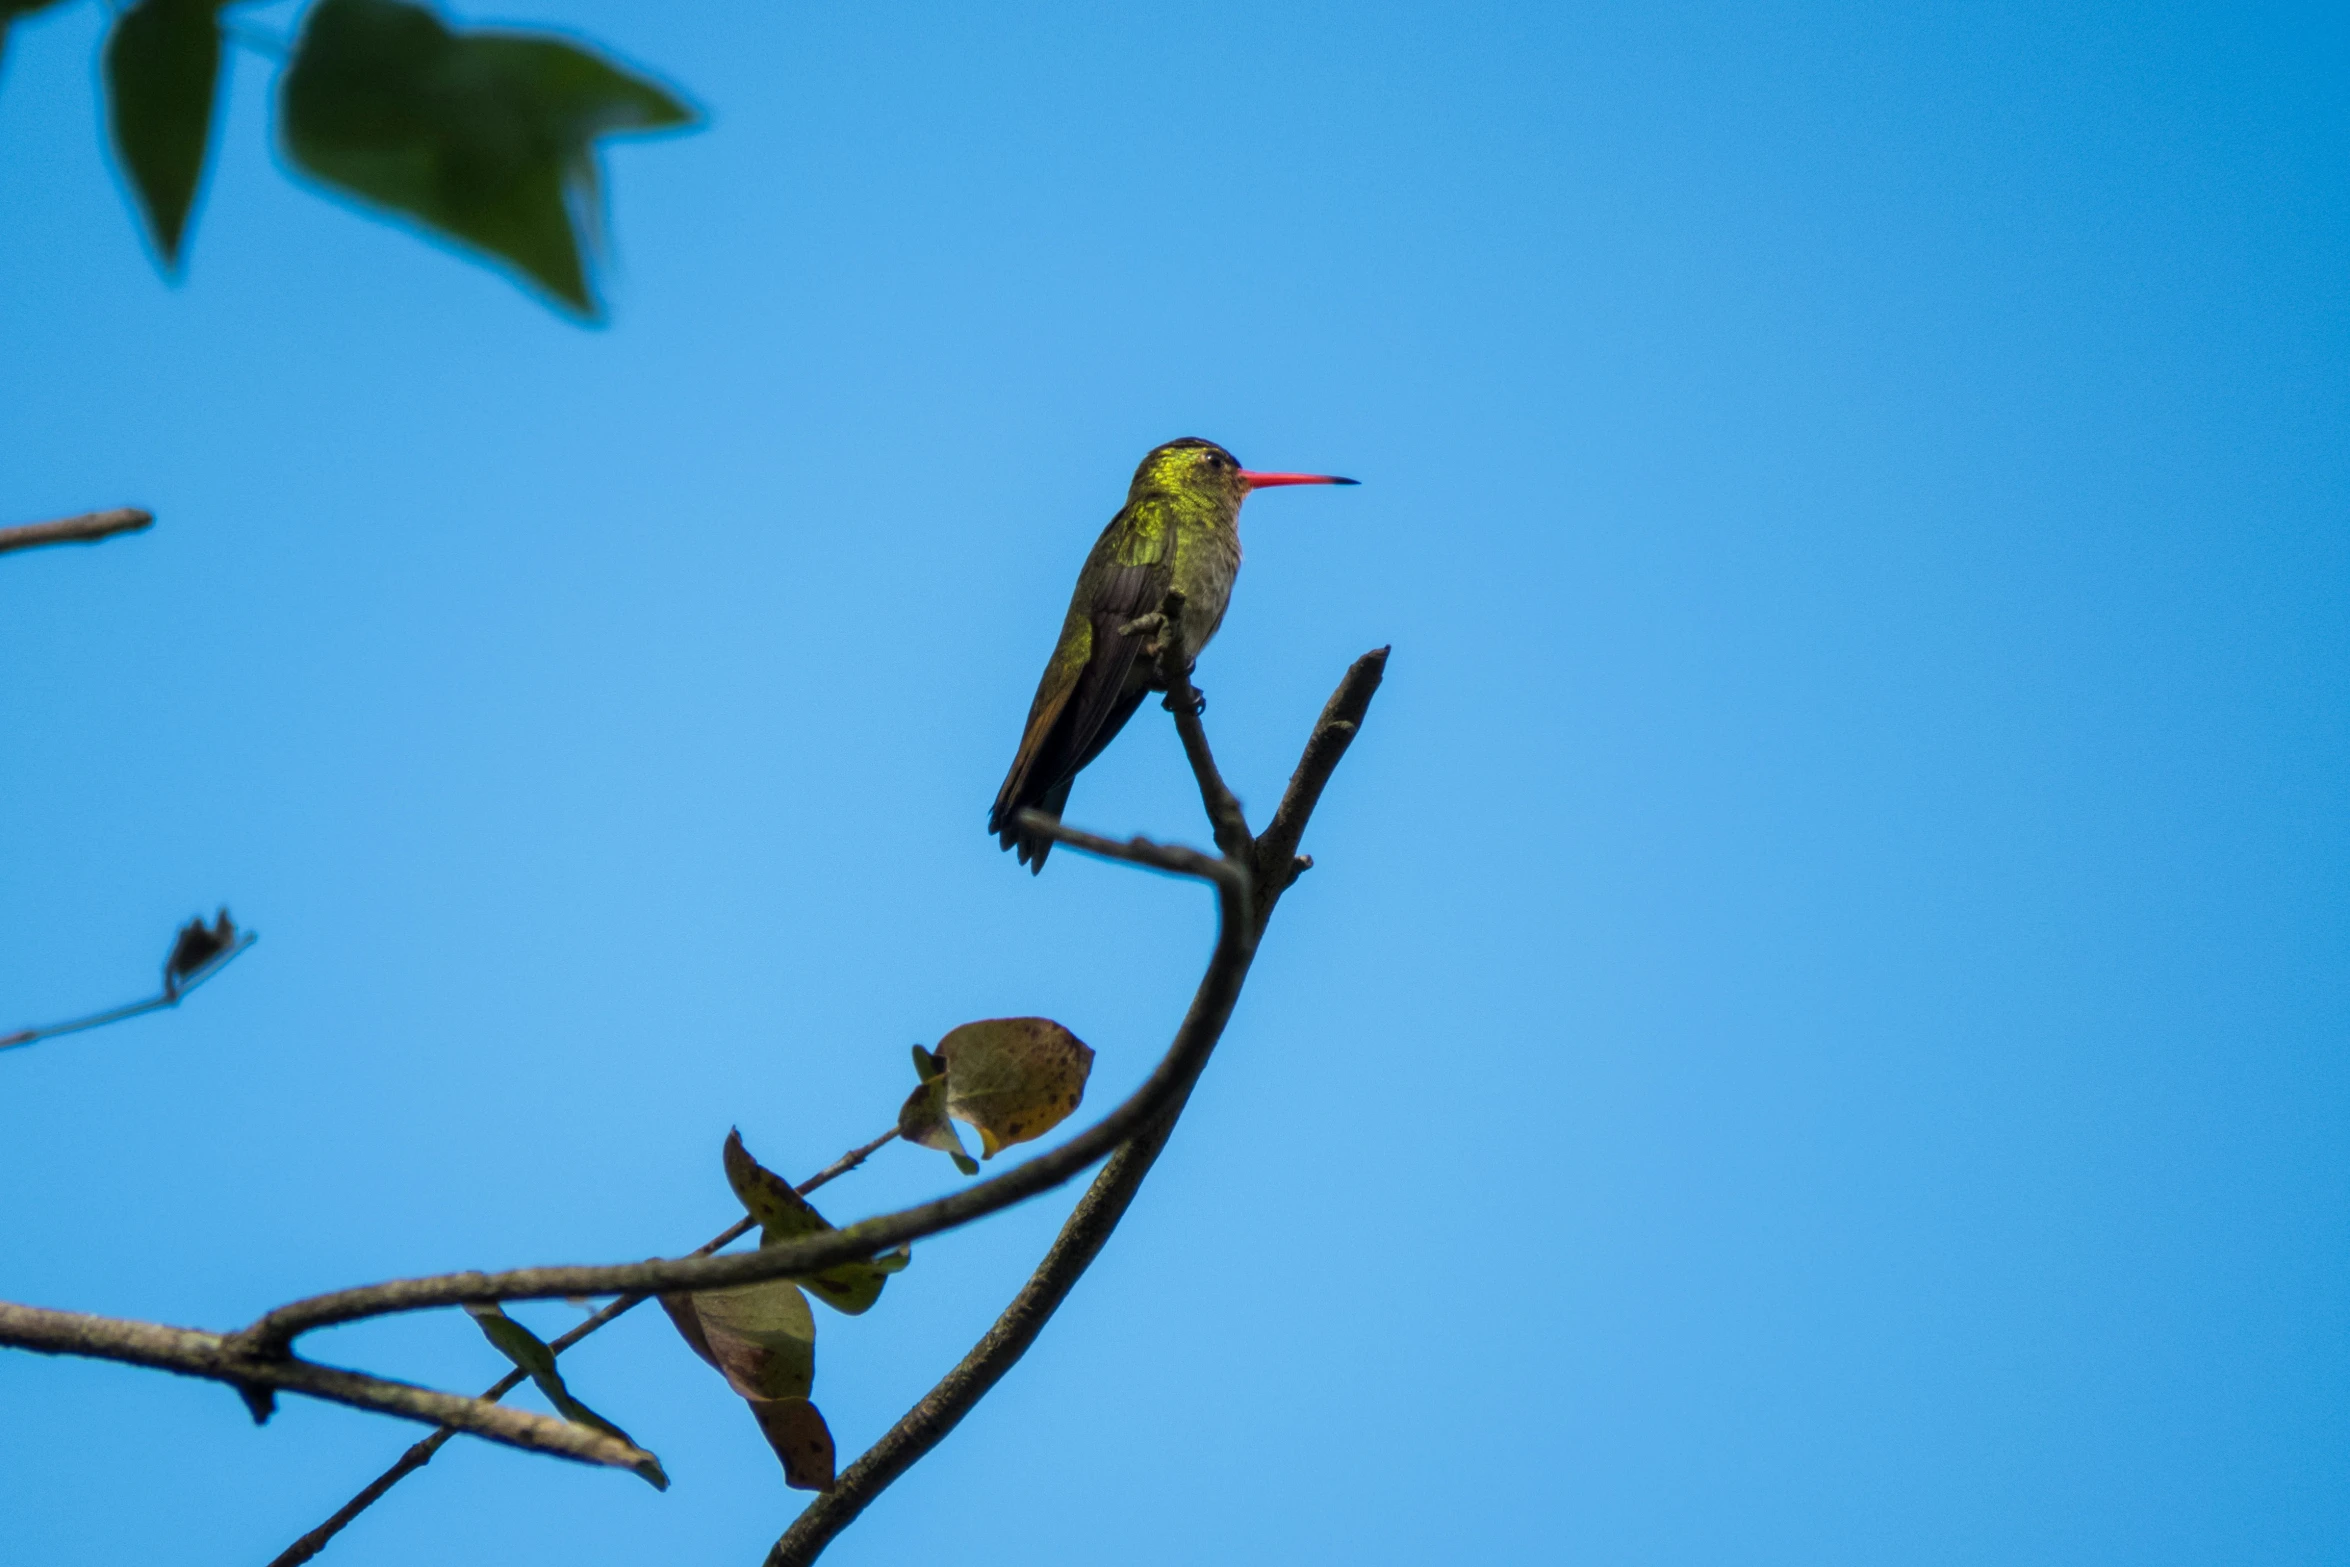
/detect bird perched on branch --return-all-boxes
[989,437,1356,871]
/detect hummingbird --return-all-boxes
[989,437,1357,871]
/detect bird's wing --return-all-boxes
[988,531,1171,845]
[991,610,1092,839]
[1053,551,1169,774]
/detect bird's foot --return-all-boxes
[1163,686,1206,716]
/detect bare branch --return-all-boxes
[1009,817,1232,883]
[255,647,1377,1565]
[1,931,258,1054]
[1249,646,1389,927]
[234,840,1249,1355]
[0,1302,649,1472]
[0,508,153,557]
[266,1130,897,1567]
[1140,591,1254,860]
[768,647,1389,1565]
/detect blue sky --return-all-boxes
[2,1,2344,1563]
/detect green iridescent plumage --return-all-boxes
[989,437,1354,872]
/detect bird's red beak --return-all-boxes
[1238,470,1360,489]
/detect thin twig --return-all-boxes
[0,1303,650,1472]
[0,508,153,557]
[266,1130,897,1567]
[768,646,1389,1565]
[1248,647,1389,930]
[0,933,258,1054]
[233,837,1250,1356]
[1144,591,1254,860]
[1008,819,1231,883]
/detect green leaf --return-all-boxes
[722,1130,910,1315]
[103,0,228,267]
[462,1303,668,1489]
[278,0,695,316]
[0,0,71,69]
[900,1018,1095,1167]
[659,1283,837,1490]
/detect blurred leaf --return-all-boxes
[0,0,70,67]
[898,1044,979,1174]
[723,1130,910,1315]
[278,0,695,316]
[163,908,236,995]
[659,1283,836,1490]
[903,1018,1095,1165]
[103,0,229,266]
[463,1303,668,1489]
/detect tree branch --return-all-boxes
[1,931,258,1054]
[1247,646,1389,929]
[766,1056,1202,1564]
[767,646,1389,1565]
[235,841,1247,1354]
[0,508,153,557]
[1141,590,1254,859]
[0,1302,650,1472]
[265,1130,898,1567]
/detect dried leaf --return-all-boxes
[102,0,228,266]
[722,1130,909,1315]
[659,1280,814,1402]
[463,1303,667,1489]
[898,1044,979,1174]
[747,1397,835,1490]
[912,1018,1095,1162]
[278,0,695,316]
[163,909,236,994]
[660,1283,837,1490]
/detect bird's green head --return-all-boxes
[1128,438,1358,510]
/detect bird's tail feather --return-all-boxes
[1009,778,1075,874]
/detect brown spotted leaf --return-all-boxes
[931,1017,1095,1160]
[721,1130,909,1315]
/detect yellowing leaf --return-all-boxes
[463,1303,667,1489]
[908,1018,1095,1163]
[721,1130,909,1316]
[722,1129,828,1239]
